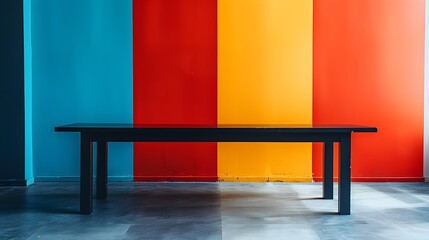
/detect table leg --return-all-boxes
[80,133,93,214]
[338,133,351,215]
[96,141,108,199]
[323,141,334,199]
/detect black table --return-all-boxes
[55,123,377,215]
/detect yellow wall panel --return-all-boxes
[218,0,313,182]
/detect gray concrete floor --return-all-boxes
[1,182,429,240]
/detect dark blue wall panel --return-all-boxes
[0,0,27,185]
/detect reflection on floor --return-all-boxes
[1,182,429,239]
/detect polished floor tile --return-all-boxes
[0,182,429,239]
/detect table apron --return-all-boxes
[85,132,347,143]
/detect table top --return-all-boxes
[55,123,377,133]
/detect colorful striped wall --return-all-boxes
[32,0,426,182]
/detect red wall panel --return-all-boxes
[313,0,424,181]
[133,0,217,181]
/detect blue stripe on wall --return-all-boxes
[24,0,33,184]
[32,0,133,180]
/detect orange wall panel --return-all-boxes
[313,0,425,181]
